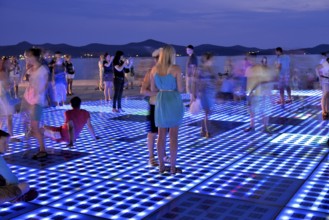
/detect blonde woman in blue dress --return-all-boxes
[150,45,184,175]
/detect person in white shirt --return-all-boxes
[21,48,48,159]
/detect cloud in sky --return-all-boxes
[0,0,328,48]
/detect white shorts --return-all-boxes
[66,74,75,80]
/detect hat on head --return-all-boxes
[186,45,194,50]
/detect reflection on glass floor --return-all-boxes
[1,91,328,220]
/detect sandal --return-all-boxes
[159,166,170,174]
[163,156,171,164]
[32,151,48,160]
[170,167,183,175]
[148,157,159,167]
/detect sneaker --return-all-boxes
[12,188,38,203]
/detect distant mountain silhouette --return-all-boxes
[0,39,328,57]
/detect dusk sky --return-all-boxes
[1,0,328,49]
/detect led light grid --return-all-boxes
[15,170,102,206]
[4,149,89,169]
[291,90,322,97]
[115,165,220,191]
[187,120,246,138]
[287,180,329,214]
[7,164,38,178]
[88,119,146,142]
[276,208,329,220]
[308,162,329,183]
[192,171,304,206]
[12,207,104,220]
[48,139,123,154]
[0,140,39,156]
[179,138,263,155]
[47,153,144,179]
[50,181,182,220]
[227,154,319,179]
[148,192,281,220]
[271,133,328,146]
[1,90,328,219]
[0,202,40,220]
[218,125,279,143]
[178,149,247,171]
[287,122,329,136]
[252,144,328,161]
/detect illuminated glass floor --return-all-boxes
[1,91,329,220]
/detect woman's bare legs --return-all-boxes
[169,126,181,174]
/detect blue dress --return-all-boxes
[155,73,184,128]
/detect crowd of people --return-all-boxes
[0,44,328,204]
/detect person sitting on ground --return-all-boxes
[0,130,38,204]
[43,96,99,147]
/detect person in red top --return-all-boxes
[43,96,99,147]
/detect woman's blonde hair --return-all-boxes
[156,45,176,75]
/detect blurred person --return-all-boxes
[124,58,135,90]
[316,52,328,88]
[275,47,292,106]
[8,56,21,99]
[112,51,132,113]
[140,48,166,167]
[98,54,105,91]
[42,50,56,107]
[43,96,99,147]
[185,45,198,103]
[191,52,217,138]
[0,57,17,140]
[261,56,268,67]
[0,130,38,204]
[21,48,48,159]
[64,54,75,95]
[223,57,233,76]
[317,58,329,120]
[52,51,66,106]
[150,45,184,175]
[244,63,276,133]
[319,52,327,65]
[103,53,114,101]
